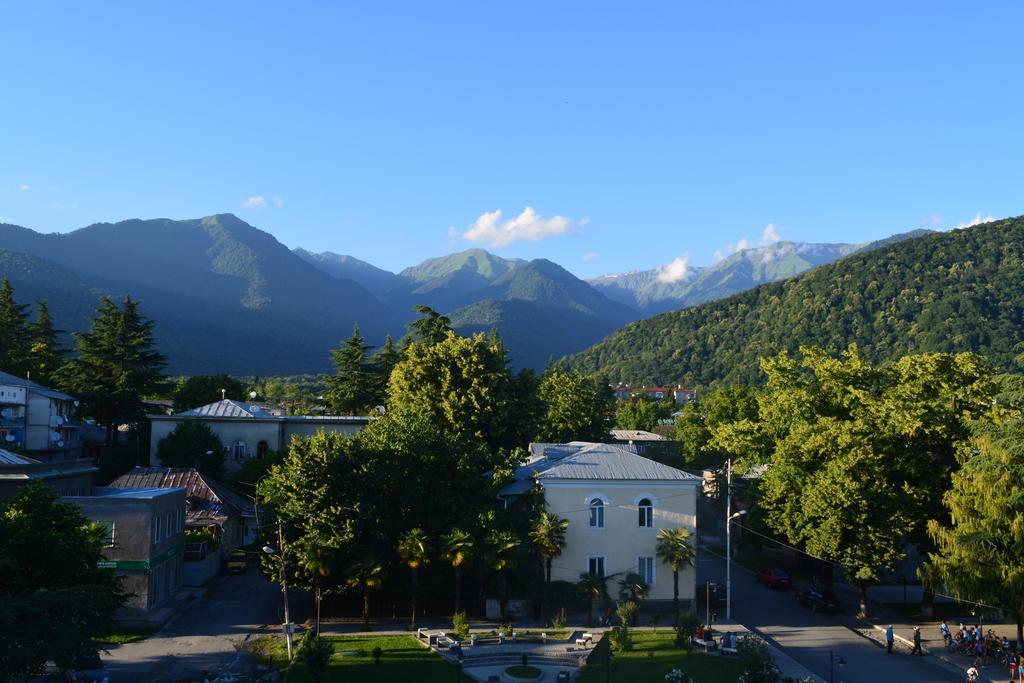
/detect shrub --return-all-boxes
[611,601,638,651]
[674,611,700,648]
[452,610,471,641]
[665,670,695,683]
[296,631,334,682]
[736,634,781,683]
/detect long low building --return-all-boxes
[149,399,370,471]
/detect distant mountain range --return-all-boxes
[0,213,934,374]
[588,230,932,314]
[568,217,1023,386]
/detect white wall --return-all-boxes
[543,480,698,603]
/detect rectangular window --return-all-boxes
[638,556,655,585]
[638,506,652,528]
[588,556,606,577]
[589,503,604,528]
[166,512,173,537]
[176,508,183,533]
[153,515,161,543]
[96,520,115,547]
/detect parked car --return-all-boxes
[698,581,726,606]
[756,569,792,589]
[227,549,248,573]
[795,587,841,613]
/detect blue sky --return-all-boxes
[1,2,1021,278]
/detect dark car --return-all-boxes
[795,587,841,613]
[698,582,726,605]
[756,569,792,589]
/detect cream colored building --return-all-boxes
[501,442,700,606]
[148,399,370,472]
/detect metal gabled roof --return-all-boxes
[0,370,74,401]
[109,466,255,525]
[176,399,276,419]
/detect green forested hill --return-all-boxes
[567,217,1024,386]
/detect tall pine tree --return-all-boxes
[0,276,31,376]
[324,325,375,415]
[27,302,65,386]
[59,297,167,443]
[371,334,401,409]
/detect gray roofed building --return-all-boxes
[0,448,97,501]
[177,399,277,419]
[0,370,74,401]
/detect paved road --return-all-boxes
[698,553,962,683]
[102,570,282,682]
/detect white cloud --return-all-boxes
[242,195,267,209]
[18,184,32,192]
[735,237,750,251]
[272,195,283,208]
[657,254,691,283]
[0,215,13,223]
[582,252,598,262]
[461,206,579,248]
[761,223,781,244]
[952,213,996,230]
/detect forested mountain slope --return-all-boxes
[568,217,1024,386]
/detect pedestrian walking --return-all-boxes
[886,625,895,654]
[912,625,924,656]
[966,665,979,682]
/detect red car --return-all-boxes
[756,569,792,589]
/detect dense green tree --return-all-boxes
[172,374,246,412]
[656,527,696,619]
[407,305,453,346]
[388,331,515,451]
[26,302,65,386]
[674,387,760,463]
[926,413,1024,648]
[324,325,376,415]
[535,369,613,443]
[397,528,430,628]
[59,297,167,443]
[529,511,568,618]
[0,484,125,677]
[615,396,663,432]
[0,276,31,376]
[714,346,995,612]
[441,529,474,615]
[155,420,226,479]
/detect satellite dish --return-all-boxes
[249,391,258,399]
[4,435,14,442]
[57,440,65,448]
[0,408,11,418]
[50,431,61,441]
[73,400,80,407]
[374,405,386,414]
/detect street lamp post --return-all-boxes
[263,522,293,660]
[725,458,747,620]
[829,649,845,683]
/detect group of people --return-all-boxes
[884,624,925,655]
[941,620,1022,682]
[692,624,738,650]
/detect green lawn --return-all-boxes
[279,634,455,683]
[577,632,746,683]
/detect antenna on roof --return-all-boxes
[221,388,226,400]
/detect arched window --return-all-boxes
[589,499,605,528]
[638,498,653,528]
[257,440,269,459]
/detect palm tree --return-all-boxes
[617,571,650,625]
[656,527,696,620]
[441,529,474,615]
[297,536,335,636]
[345,558,384,630]
[576,572,608,627]
[528,511,568,619]
[487,529,521,623]
[397,528,430,628]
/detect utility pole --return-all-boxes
[726,458,732,620]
